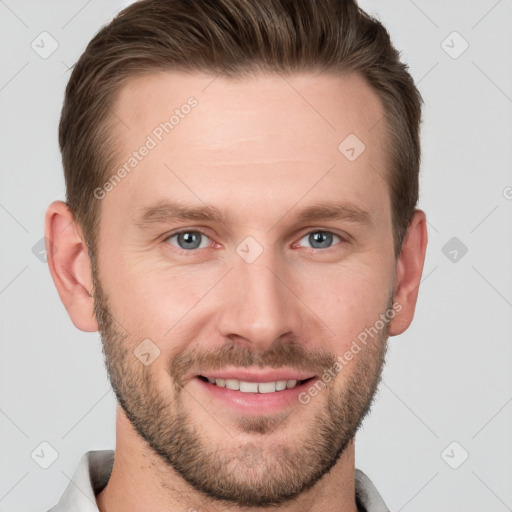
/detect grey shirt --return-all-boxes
[47,450,390,512]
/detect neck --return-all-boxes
[96,406,359,512]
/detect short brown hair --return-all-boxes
[59,0,422,259]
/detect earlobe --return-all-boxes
[389,209,428,336]
[44,201,99,332]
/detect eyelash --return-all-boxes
[163,228,347,254]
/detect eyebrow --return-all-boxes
[134,200,372,229]
[296,202,371,225]
[136,200,224,225]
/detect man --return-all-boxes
[45,0,427,511]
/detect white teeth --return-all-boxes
[225,379,240,391]
[239,381,259,393]
[258,381,276,393]
[206,377,303,393]
[276,380,287,391]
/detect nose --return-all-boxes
[214,247,303,352]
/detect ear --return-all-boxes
[44,201,98,332]
[389,209,428,336]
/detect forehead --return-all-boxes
[106,71,389,224]
[114,70,386,158]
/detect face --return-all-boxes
[92,71,397,506]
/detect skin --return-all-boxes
[45,71,427,512]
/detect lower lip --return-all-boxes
[191,377,314,414]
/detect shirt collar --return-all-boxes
[48,450,114,512]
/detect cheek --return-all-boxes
[298,261,392,351]
[102,256,220,361]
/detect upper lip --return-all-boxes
[192,368,316,383]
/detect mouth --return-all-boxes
[197,375,315,394]
[188,368,319,413]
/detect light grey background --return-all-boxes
[1,1,511,511]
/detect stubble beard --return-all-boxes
[92,268,389,507]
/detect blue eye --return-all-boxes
[166,230,211,250]
[165,229,343,253]
[298,231,341,249]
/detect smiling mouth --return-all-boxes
[197,375,315,394]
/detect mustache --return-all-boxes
[170,340,338,384]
